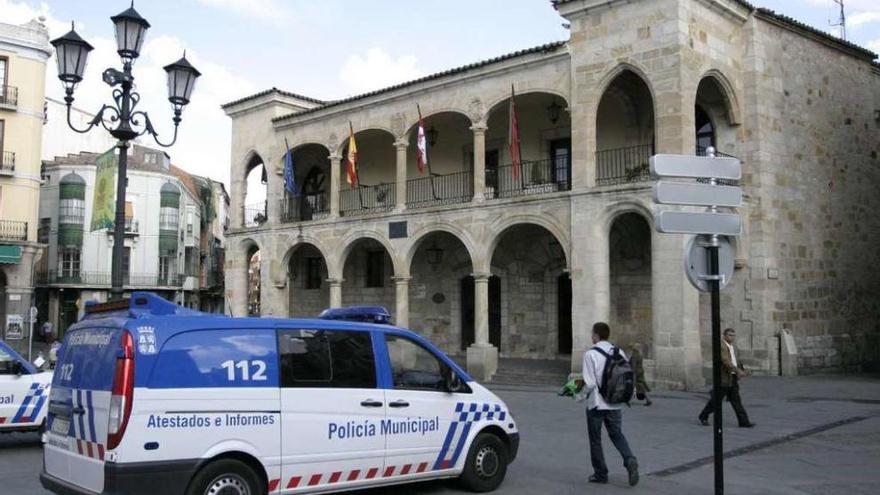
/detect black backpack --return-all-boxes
[592,346,635,405]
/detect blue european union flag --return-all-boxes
[283,142,297,195]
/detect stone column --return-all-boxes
[329,154,341,218]
[265,165,281,226]
[651,230,703,389]
[394,140,408,212]
[393,276,410,328]
[470,124,487,202]
[569,204,610,372]
[466,272,498,381]
[224,246,248,317]
[327,278,342,308]
[231,177,245,228]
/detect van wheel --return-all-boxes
[186,459,262,495]
[459,433,508,492]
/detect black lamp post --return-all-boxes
[50,2,200,300]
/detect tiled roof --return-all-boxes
[220,87,326,110]
[169,165,203,203]
[271,41,568,123]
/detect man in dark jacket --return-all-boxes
[698,328,755,427]
[629,343,652,406]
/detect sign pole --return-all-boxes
[709,237,724,495]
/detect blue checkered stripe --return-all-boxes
[433,402,508,471]
[11,382,48,424]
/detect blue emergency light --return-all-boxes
[318,306,393,324]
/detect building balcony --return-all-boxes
[0,151,15,175]
[0,85,17,109]
[243,202,268,228]
[595,144,654,187]
[103,219,139,236]
[340,182,396,217]
[280,193,330,223]
[486,157,571,199]
[406,170,473,209]
[36,270,186,288]
[0,220,27,241]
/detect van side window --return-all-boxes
[278,329,376,389]
[385,335,446,391]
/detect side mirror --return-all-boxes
[11,361,24,376]
[443,366,463,394]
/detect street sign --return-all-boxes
[685,235,735,292]
[650,154,741,180]
[653,181,742,208]
[655,210,742,236]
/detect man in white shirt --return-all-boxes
[580,322,639,486]
[698,327,755,427]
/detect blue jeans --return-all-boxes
[586,407,636,479]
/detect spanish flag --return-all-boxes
[346,122,359,189]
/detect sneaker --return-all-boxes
[588,475,608,484]
[626,458,640,487]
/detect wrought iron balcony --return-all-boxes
[340,182,396,216]
[486,157,572,199]
[0,220,27,241]
[280,192,330,223]
[37,270,186,287]
[406,170,473,209]
[596,143,654,186]
[0,85,17,107]
[0,151,15,173]
[696,147,741,186]
[243,201,267,227]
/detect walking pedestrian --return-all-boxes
[581,322,639,486]
[629,343,652,406]
[698,327,755,427]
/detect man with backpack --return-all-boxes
[580,321,639,486]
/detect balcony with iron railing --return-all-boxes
[0,151,15,174]
[37,270,186,288]
[595,143,654,186]
[406,170,473,209]
[340,182,396,217]
[280,193,330,223]
[0,220,27,241]
[486,157,571,199]
[0,85,17,108]
[243,202,268,228]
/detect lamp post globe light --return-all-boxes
[50,1,201,300]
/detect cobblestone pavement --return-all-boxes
[2,375,878,494]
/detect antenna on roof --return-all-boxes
[829,0,846,40]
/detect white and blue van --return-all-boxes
[41,293,518,495]
[0,340,52,433]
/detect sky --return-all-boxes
[3,0,879,196]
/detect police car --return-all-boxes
[0,339,52,433]
[41,293,519,495]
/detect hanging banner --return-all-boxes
[91,148,117,231]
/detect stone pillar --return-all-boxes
[265,165,281,226]
[224,245,248,317]
[393,276,410,328]
[328,278,342,308]
[231,177,245,228]
[570,210,610,372]
[470,124,487,202]
[394,141,408,211]
[651,231,703,389]
[466,272,498,381]
[329,154,341,218]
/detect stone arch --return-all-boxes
[334,231,402,280]
[600,200,655,233]
[595,61,656,102]
[607,211,654,357]
[484,88,570,118]
[484,215,570,273]
[335,126,397,152]
[696,69,741,126]
[282,240,331,317]
[405,222,479,274]
[241,238,263,317]
[402,108,473,141]
[279,237,332,275]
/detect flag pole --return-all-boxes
[284,137,297,221]
[349,121,365,209]
[418,104,438,201]
[511,84,524,192]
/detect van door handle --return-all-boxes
[388,400,410,408]
[71,406,86,416]
[360,400,383,408]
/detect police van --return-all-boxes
[0,339,51,433]
[41,293,518,495]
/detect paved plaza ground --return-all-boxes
[2,374,878,494]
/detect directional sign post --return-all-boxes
[651,147,743,495]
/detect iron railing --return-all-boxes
[486,157,571,199]
[0,151,14,173]
[0,220,27,241]
[0,85,17,107]
[596,143,654,186]
[406,170,473,209]
[696,147,741,186]
[280,192,330,223]
[37,270,185,287]
[340,183,396,216]
[243,202,267,227]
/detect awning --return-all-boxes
[0,245,22,264]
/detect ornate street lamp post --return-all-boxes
[50,2,200,300]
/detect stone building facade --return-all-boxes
[222,0,880,388]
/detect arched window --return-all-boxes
[695,105,715,153]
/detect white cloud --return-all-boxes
[196,0,293,23]
[867,38,880,53]
[1,0,255,187]
[339,48,424,95]
[849,11,880,27]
